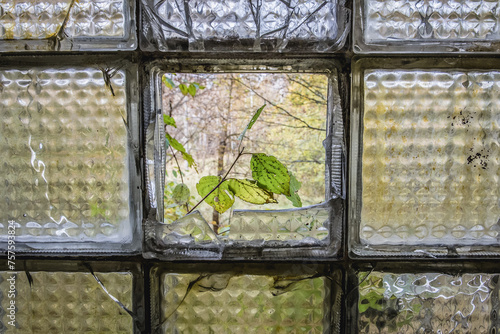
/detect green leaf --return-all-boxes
[286,192,302,207]
[181,152,197,169]
[178,84,188,95]
[172,183,190,205]
[172,169,178,178]
[163,115,177,128]
[162,76,175,89]
[238,104,266,141]
[289,173,301,193]
[250,153,291,196]
[188,83,197,97]
[195,83,206,89]
[165,132,186,153]
[165,132,197,170]
[286,173,302,207]
[226,179,277,205]
[247,104,265,130]
[196,176,234,213]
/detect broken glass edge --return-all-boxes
[144,198,343,260]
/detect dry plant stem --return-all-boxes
[187,147,245,215]
[168,145,189,212]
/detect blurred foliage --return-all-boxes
[161,73,327,224]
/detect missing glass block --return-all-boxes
[144,60,345,260]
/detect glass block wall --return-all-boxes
[1,0,499,332]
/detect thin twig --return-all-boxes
[234,78,326,131]
[168,139,189,212]
[187,147,245,215]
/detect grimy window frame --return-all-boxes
[2,0,499,333]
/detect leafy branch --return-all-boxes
[191,104,303,217]
[162,75,204,211]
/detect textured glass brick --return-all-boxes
[0,271,133,333]
[0,64,139,252]
[0,0,136,51]
[354,0,500,53]
[155,272,336,333]
[350,60,500,256]
[229,203,330,242]
[357,271,499,333]
[140,0,349,52]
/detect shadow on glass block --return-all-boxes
[150,264,342,333]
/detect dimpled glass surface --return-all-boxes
[0,271,133,333]
[229,205,329,242]
[361,69,500,246]
[142,0,340,51]
[0,67,131,243]
[364,0,500,42]
[358,271,500,333]
[0,0,126,40]
[160,273,327,333]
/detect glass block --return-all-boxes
[140,0,349,52]
[151,265,341,333]
[0,0,136,51]
[143,60,345,260]
[356,270,499,333]
[350,58,500,257]
[0,269,135,333]
[0,58,141,253]
[354,0,500,53]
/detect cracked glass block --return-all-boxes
[350,58,500,257]
[0,0,136,51]
[229,202,330,242]
[356,271,500,333]
[0,59,141,253]
[144,61,345,260]
[354,0,500,53]
[140,0,349,52]
[151,265,341,333]
[0,270,134,333]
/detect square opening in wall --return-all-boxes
[145,61,345,260]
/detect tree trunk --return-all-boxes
[212,76,234,233]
